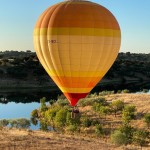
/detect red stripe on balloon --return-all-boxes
[64,93,89,106]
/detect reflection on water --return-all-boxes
[0,84,149,130]
[0,102,40,130]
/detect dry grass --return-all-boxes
[0,128,118,150]
[105,93,150,113]
[0,93,149,150]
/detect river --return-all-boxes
[0,87,149,130]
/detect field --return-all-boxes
[0,93,149,150]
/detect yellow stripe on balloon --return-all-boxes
[59,87,91,93]
[34,28,121,37]
[47,70,107,77]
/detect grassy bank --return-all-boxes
[0,92,150,149]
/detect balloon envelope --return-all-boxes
[33,0,121,106]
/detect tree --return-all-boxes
[111,100,124,117]
[95,124,104,137]
[99,106,110,119]
[144,113,150,128]
[40,97,48,112]
[17,118,31,129]
[122,105,136,125]
[81,115,92,127]
[111,130,128,146]
[54,108,68,127]
[133,129,149,150]
[0,119,9,127]
[31,109,38,118]
[30,117,38,126]
[30,109,39,126]
[9,119,30,129]
[119,125,134,144]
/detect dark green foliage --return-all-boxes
[111,130,128,146]
[121,89,130,93]
[81,116,92,127]
[0,119,9,127]
[99,106,110,118]
[54,108,68,127]
[133,129,149,149]
[122,105,136,124]
[111,100,124,117]
[66,112,80,126]
[9,119,18,128]
[99,91,114,96]
[40,120,48,131]
[7,66,28,79]
[31,109,38,118]
[95,124,104,137]
[40,97,48,112]
[45,105,60,123]
[118,125,134,144]
[144,113,150,128]
[142,89,149,93]
[49,99,55,105]
[91,120,100,126]
[17,118,31,129]
[30,117,38,126]
[56,99,69,106]
[92,97,108,112]
[66,124,78,133]
[9,118,30,129]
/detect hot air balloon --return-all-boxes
[33,0,121,107]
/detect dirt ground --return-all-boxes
[0,93,149,150]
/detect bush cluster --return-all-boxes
[0,118,30,129]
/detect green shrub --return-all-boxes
[117,90,121,93]
[81,116,92,127]
[142,89,149,93]
[40,120,48,131]
[9,118,31,129]
[56,99,68,106]
[0,119,9,127]
[99,106,110,118]
[66,124,78,133]
[118,125,134,144]
[30,117,38,126]
[49,99,55,105]
[54,108,68,127]
[31,109,38,118]
[17,118,31,129]
[95,124,104,137]
[132,129,149,148]
[144,113,150,128]
[111,130,128,146]
[87,92,98,98]
[91,120,100,126]
[66,112,78,125]
[78,98,94,107]
[111,100,124,117]
[122,105,136,124]
[57,94,66,99]
[99,91,114,96]
[9,119,18,128]
[122,89,130,93]
[40,97,48,112]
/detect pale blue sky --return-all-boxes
[0,0,150,53]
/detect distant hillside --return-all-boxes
[0,51,150,91]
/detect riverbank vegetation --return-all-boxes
[0,51,149,91]
[0,92,150,149]
[29,92,150,149]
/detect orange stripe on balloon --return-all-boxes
[51,76,102,88]
[35,2,120,30]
